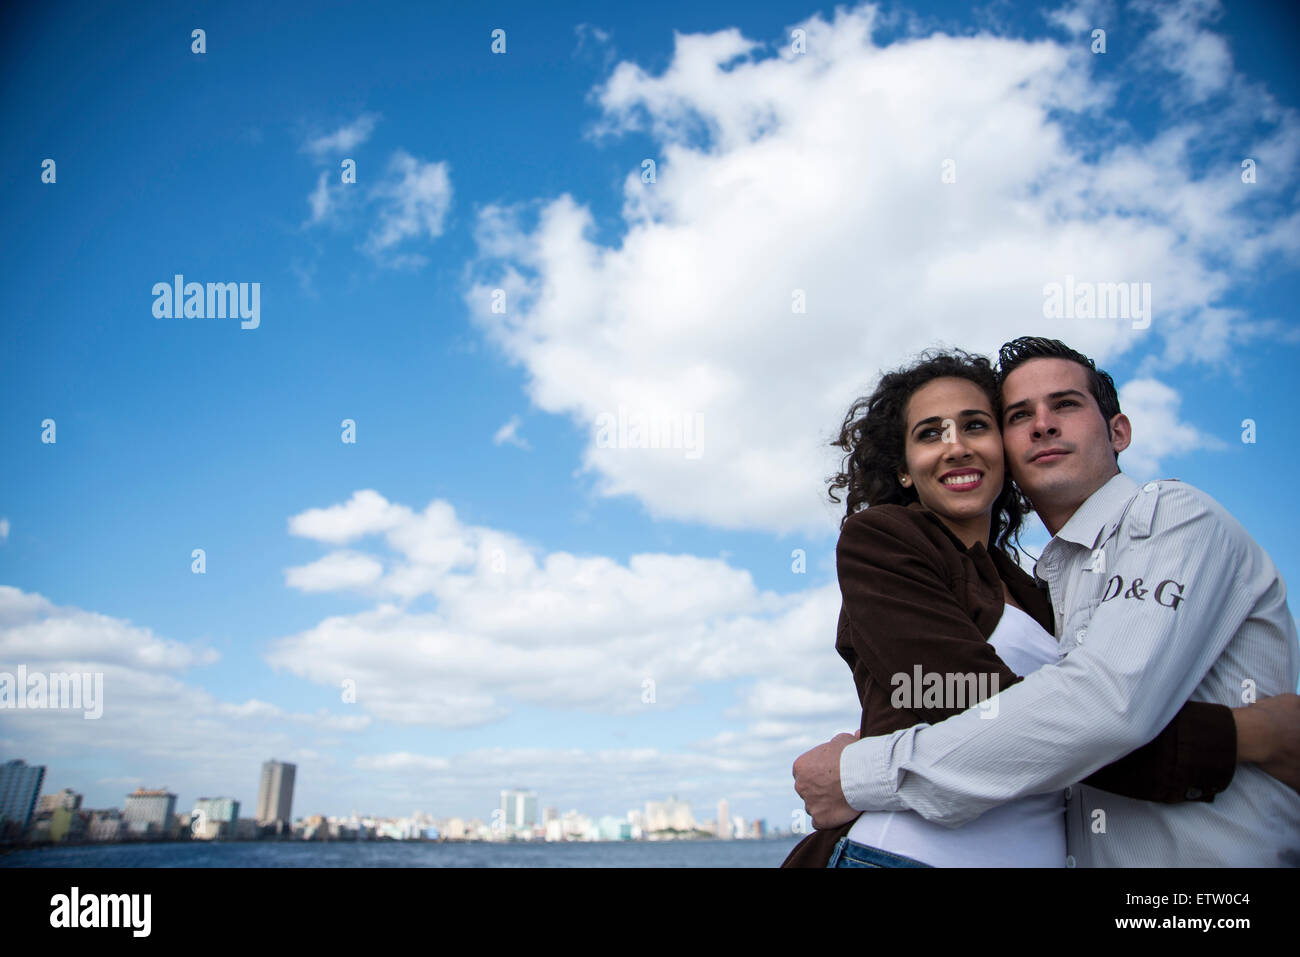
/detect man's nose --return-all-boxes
[1032,407,1059,437]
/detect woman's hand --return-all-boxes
[793,730,862,829]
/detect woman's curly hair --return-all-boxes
[827,347,1030,561]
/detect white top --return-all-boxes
[846,602,1066,867]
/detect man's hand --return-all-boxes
[1234,693,1300,793]
[793,730,861,830]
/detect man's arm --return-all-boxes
[798,695,1300,829]
[837,505,1238,803]
[838,484,1258,827]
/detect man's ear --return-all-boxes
[1107,413,1132,455]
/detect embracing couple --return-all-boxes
[783,336,1300,868]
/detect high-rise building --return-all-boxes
[499,789,538,830]
[48,806,88,843]
[192,797,240,840]
[37,788,82,813]
[123,788,177,836]
[89,809,122,842]
[0,759,46,830]
[645,795,695,833]
[717,799,732,839]
[256,760,295,827]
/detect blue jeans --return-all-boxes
[827,836,933,868]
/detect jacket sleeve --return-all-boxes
[839,508,1236,803]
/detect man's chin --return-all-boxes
[1012,474,1074,501]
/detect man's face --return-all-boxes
[1000,357,1129,505]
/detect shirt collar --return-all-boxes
[1050,471,1139,549]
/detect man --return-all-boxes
[794,336,1300,865]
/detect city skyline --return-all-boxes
[3,754,780,845]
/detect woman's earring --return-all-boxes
[900,476,910,487]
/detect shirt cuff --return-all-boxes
[1178,702,1236,801]
[840,731,912,813]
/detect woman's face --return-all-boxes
[899,377,1005,529]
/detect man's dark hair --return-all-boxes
[996,337,1122,459]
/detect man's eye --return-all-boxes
[1008,411,1026,422]
[1058,400,1077,408]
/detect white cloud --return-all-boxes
[1133,0,1232,104]
[0,517,8,541]
[1044,0,1115,35]
[273,491,854,729]
[1118,377,1226,480]
[288,489,409,544]
[730,680,855,720]
[0,585,218,671]
[306,170,336,225]
[302,113,380,157]
[574,23,617,70]
[298,117,454,271]
[492,415,531,450]
[355,752,451,772]
[462,4,1298,536]
[284,551,385,593]
[363,150,453,267]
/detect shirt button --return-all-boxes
[1143,482,1158,492]
[1075,628,1087,643]
[1064,786,1072,801]
[1065,855,1076,868]
[1186,787,1203,800]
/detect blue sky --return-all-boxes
[2,0,1298,829]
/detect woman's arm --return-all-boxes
[835,508,1021,728]
[1080,702,1235,801]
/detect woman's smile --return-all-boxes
[939,468,984,490]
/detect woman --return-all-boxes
[781,348,1233,868]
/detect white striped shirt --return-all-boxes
[839,471,1300,866]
